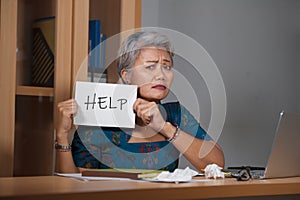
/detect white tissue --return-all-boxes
[204,164,225,179]
[149,167,199,182]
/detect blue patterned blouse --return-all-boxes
[71,102,212,171]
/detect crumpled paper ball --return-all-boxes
[204,163,225,179]
[154,166,199,182]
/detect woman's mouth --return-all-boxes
[152,84,166,90]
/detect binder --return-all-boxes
[89,20,101,69]
[31,16,55,87]
[82,168,164,179]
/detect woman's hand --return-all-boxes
[56,99,78,140]
[133,98,166,132]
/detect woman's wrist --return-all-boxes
[167,125,180,142]
[55,131,69,145]
[55,140,72,152]
[55,131,71,152]
[160,122,177,139]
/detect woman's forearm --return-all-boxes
[55,133,79,173]
[174,131,224,170]
[161,123,225,171]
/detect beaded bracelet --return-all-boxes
[168,125,180,143]
[55,140,72,152]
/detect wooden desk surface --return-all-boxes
[0,176,299,200]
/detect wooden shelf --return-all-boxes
[16,86,54,97]
[0,0,141,177]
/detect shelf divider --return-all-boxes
[16,86,54,97]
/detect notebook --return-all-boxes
[228,111,300,179]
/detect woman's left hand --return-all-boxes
[133,98,166,132]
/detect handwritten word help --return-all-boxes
[74,81,137,128]
[85,93,127,110]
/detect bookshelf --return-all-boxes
[16,86,54,97]
[0,0,141,177]
[0,0,18,177]
[89,0,142,83]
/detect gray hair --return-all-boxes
[117,31,174,75]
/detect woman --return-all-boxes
[55,31,224,173]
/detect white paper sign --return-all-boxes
[74,81,137,128]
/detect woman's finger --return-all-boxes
[135,102,159,125]
[58,99,78,117]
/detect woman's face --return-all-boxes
[124,47,174,102]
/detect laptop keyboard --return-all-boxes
[250,170,265,178]
[226,166,266,179]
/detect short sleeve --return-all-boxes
[179,105,213,141]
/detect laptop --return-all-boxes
[228,111,300,179]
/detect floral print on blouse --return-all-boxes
[71,102,213,171]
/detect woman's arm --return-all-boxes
[133,98,225,171]
[55,99,81,173]
[160,122,225,171]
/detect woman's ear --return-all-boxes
[120,68,130,84]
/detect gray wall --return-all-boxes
[142,0,300,168]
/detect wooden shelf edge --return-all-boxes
[16,86,54,97]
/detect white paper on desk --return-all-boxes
[74,81,137,128]
[204,164,225,179]
[55,173,136,181]
[144,167,203,183]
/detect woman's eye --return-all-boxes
[145,65,155,70]
[163,65,172,70]
[145,64,172,71]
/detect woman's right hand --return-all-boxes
[56,99,78,140]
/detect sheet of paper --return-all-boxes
[55,172,212,183]
[143,167,212,183]
[74,81,137,128]
[55,173,135,181]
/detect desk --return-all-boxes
[0,176,299,200]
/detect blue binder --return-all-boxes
[100,33,107,70]
[89,20,101,68]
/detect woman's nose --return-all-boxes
[154,64,165,80]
